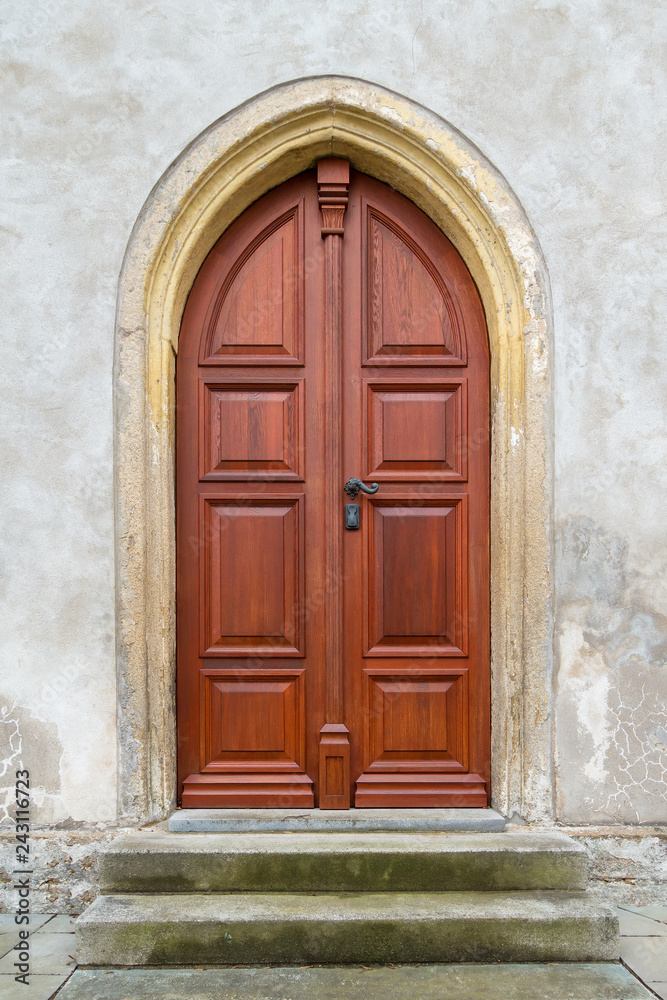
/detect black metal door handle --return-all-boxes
[344,477,379,499]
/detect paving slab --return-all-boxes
[56,963,654,1000]
[0,973,73,1000]
[0,915,64,962]
[0,914,54,932]
[169,807,506,832]
[618,908,667,936]
[620,936,667,983]
[0,932,19,959]
[40,915,78,933]
[619,904,667,924]
[0,932,77,976]
[99,830,587,893]
[76,890,618,966]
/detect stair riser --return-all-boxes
[99,852,589,893]
[77,915,618,967]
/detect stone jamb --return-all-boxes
[114,76,554,824]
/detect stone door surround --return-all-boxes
[114,77,554,824]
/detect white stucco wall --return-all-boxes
[1,0,665,829]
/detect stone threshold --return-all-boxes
[168,807,506,833]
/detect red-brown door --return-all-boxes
[176,162,490,808]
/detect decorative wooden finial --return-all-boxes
[317,158,350,237]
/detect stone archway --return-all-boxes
[114,76,554,825]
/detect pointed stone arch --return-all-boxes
[114,76,554,824]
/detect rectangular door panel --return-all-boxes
[366,497,468,656]
[200,496,304,657]
[201,668,307,771]
[363,667,469,771]
[365,379,467,482]
[199,379,304,481]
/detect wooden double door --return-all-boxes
[177,161,490,809]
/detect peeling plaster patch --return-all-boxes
[558,622,611,784]
[573,835,667,906]
[456,163,478,190]
[556,517,667,824]
[649,727,667,754]
[603,665,667,821]
[0,705,21,824]
[0,829,134,915]
[0,703,63,827]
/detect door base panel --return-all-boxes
[182,772,315,809]
[355,772,487,808]
[318,724,351,809]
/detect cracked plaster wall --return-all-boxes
[0,0,666,850]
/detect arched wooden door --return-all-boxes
[176,162,490,809]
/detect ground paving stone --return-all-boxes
[43,915,78,933]
[618,908,667,936]
[620,936,667,985]
[54,963,655,1000]
[620,905,667,925]
[0,931,76,976]
[0,973,73,1000]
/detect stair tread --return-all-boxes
[80,890,612,923]
[102,830,586,856]
[77,891,618,965]
[98,832,590,893]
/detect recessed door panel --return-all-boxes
[199,203,305,366]
[365,380,467,481]
[363,206,466,365]
[364,668,469,769]
[201,497,303,657]
[202,668,307,769]
[366,498,467,656]
[200,380,304,481]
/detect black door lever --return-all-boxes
[343,477,379,499]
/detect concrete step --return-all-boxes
[98,831,589,893]
[55,964,656,1000]
[76,890,619,966]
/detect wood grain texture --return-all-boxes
[176,166,490,809]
